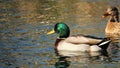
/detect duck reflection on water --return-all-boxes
[105,33,120,54]
[55,49,112,68]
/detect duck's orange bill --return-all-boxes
[47,29,55,35]
[102,15,106,18]
[102,13,110,18]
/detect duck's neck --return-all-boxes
[109,15,119,22]
[55,38,64,49]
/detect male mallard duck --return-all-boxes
[102,6,120,34]
[47,22,111,52]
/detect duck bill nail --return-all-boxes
[47,29,55,35]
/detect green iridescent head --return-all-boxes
[48,22,70,38]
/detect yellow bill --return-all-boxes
[47,29,55,35]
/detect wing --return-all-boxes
[64,35,102,45]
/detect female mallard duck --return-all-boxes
[47,22,111,52]
[102,6,120,34]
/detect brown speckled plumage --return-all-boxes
[102,7,120,34]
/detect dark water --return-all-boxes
[0,0,120,68]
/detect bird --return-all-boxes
[47,22,111,52]
[102,6,120,34]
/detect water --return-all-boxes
[0,0,120,68]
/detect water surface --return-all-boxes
[0,0,120,68]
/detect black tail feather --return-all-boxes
[97,38,111,50]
